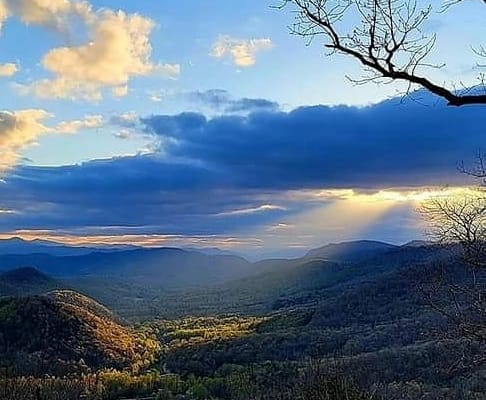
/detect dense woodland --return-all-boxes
[0,240,484,399]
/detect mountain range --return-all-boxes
[0,237,449,320]
[0,237,482,399]
[0,238,446,296]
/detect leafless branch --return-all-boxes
[279,0,486,106]
[419,189,486,344]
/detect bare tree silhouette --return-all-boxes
[279,0,486,105]
[418,156,486,371]
[420,190,486,343]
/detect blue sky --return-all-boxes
[0,0,484,257]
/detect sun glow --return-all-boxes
[305,187,480,204]
[254,186,481,251]
[0,187,480,253]
[0,230,262,249]
[367,188,479,203]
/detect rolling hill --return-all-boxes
[107,241,454,320]
[0,247,255,287]
[0,237,139,257]
[0,240,482,399]
[305,240,398,261]
[0,290,159,376]
[0,267,61,296]
[0,240,455,320]
[0,240,434,292]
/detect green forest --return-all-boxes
[0,240,484,399]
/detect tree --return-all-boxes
[419,188,486,345]
[280,0,486,106]
[417,156,486,370]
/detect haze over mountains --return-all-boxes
[0,236,483,399]
[0,237,426,288]
[0,237,450,318]
[0,237,239,257]
[0,237,142,256]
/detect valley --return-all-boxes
[0,239,484,399]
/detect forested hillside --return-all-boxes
[0,290,159,376]
[0,241,484,399]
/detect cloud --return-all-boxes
[187,89,279,113]
[112,85,129,98]
[114,129,132,140]
[149,93,164,103]
[187,89,231,108]
[110,112,139,129]
[147,88,175,103]
[0,156,240,232]
[4,0,179,101]
[0,1,9,31]
[0,62,18,77]
[211,35,273,67]
[55,114,103,134]
[266,223,294,232]
[216,204,286,216]
[226,98,279,113]
[0,109,51,172]
[0,110,108,172]
[0,93,484,252]
[109,111,145,140]
[0,229,262,250]
[3,0,92,32]
[143,94,485,190]
[31,9,178,101]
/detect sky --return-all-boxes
[0,0,485,258]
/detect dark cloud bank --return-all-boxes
[1,93,484,234]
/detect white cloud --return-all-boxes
[4,0,92,32]
[3,0,179,101]
[149,94,163,102]
[112,85,129,98]
[211,35,273,67]
[114,129,132,140]
[265,223,294,232]
[109,111,142,140]
[0,110,106,172]
[32,9,179,101]
[0,109,51,172]
[153,63,181,77]
[216,204,286,216]
[147,88,174,103]
[0,1,10,32]
[55,114,103,134]
[110,111,139,128]
[0,62,18,77]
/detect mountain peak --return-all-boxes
[402,240,432,248]
[305,240,397,262]
[1,267,54,285]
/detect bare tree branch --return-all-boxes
[279,0,486,106]
[419,187,486,345]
